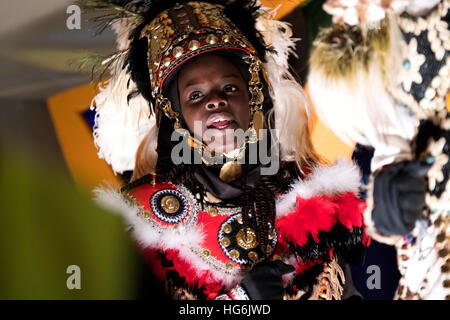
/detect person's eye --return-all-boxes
[188,91,203,101]
[224,84,238,93]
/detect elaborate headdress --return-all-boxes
[81,0,316,177]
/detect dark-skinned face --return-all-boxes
[177,54,250,154]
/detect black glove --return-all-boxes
[372,161,430,236]
[240,260,295,300]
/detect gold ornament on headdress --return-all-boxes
[140,1,259,100]
[141,1,268,182]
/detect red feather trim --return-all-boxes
[276,192,366,247]
[334,192,364,230]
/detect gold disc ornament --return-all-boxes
[219,160,243,183]
[160,195,180,214]
[236,228,258,250]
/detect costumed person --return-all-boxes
[308,0,449,299]
[81,0,369,300]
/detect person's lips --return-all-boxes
[206,113,236,129]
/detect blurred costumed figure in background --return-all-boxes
[80,0,369,300]
[308,0,449,299]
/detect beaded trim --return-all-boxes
[215,285,250,300]
[189,245,249,277]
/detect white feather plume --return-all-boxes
[91,20,155,174]
[256,12,312,162]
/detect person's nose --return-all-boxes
[205,90,227,111]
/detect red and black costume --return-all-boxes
[84,0,370,300]
[97,160,369,299]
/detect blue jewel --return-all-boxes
[403,59,411,70]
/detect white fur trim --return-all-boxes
[276,159,361,218]
[93,187,243,289]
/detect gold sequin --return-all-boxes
[248,251,258,262]
[236,214,243,224]
[229,249,240,259]
[220,237,230,247]
[208,206,218,217]
[202,248,211,258]
[225,262,234,270]
[222,224,232,234]
[160,195,180,214]
[206,34,218,44]
[173,46,184,58]
[188,40,200,51]
[142,210,152,218]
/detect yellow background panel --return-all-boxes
[48,83,121,192]
[260,0,310,19]
[305,84,355,163]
